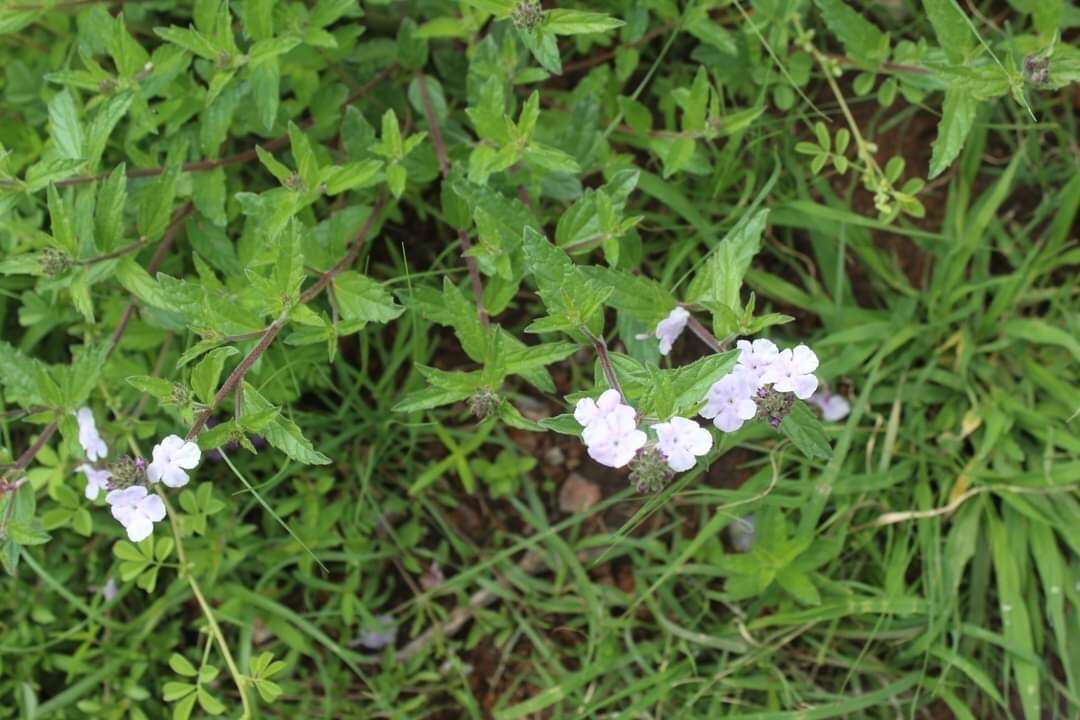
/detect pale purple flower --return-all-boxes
[574,389,623,427]
[700,373,758,432]
[761,344,819,399]
[147,435,201,488]
[652,416,713,472]
[74,407,108,462]
[810,390,850,422]
[75,464,112,501]
[655,306,690,356]
[734,339,780,388]
[582,406,646,468]
[354,614,397,650]
[106,485,166,543]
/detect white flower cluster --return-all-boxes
[72,407,202,543]
[575,390,713,474]
[574,389,646,468]
[701,339,820,432]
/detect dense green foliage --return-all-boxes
[1,0,1077,717]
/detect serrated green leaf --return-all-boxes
[814,0,889,65]
[333,271,405,325]
[190,346,238,404]
[928,85,976,179]
[48,90,83,161]
[779,401,831,460]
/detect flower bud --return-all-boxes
[511,0,543,30]
[40,248,73,277]
[1022,55,1049,85]
[628,446,674,494]
[108,454,146,489]
[754,386,795,427]
[468,389,500,419]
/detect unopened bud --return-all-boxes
[628,446,674,494]
[511,0,543,30]
[109,455,146,489]
[40,248,72,276]
[754,386,795,427]
[170,383,191,407]
[468,389,500,419]
[1022,55,1049,85]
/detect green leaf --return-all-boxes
[580,266,676,326]
[684,209,768,311]
[48,90,84,161]
[1003,318,1080,363]
[814,0,889,65]
[162,681,196,702]
[521,227,610,335]
[333,271,405,325]
[154,25,219,60]
[519,28,562,75]
[287,122,319,187]
[248,36,299,66]
[136,164,181,242]
[95,165,127,251]
[321,160,383,195]
[197,687,225,715]
[775,567,822,606]
[190,346,238,404]
[922,0,973,65]
[928,85,977,179]
[242,383,331,465]
[544,10,624,35]
[47,184,76,254]
[6,521,50,546]
[779,402,831,460]
[168,654,198,678]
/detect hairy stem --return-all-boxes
[685,313,725,353]
[581,326,623,397]
[186,196,388,440]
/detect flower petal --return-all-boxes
[139,494,166,522]
[792,373,818,400]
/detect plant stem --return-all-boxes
[159,490,252,719]
[581,326,623,397]
[186,196,388,440]
[76,237,148,266]
[413,70,489,327]
[684,312,725,353]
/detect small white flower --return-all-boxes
[700,373,758,432]
[102,577,118,603]
[74,407,108,462]
[574,389,623,427]
[655,306,690,356]
[106,485,166,543]
[652,416,713,472]
[582,407,646,468]
[761,344,819,399]
[75,464,112,501]
[809,390,850,422]
[735,339,780,388]
[147,434,201,488]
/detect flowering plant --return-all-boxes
[1,0,1072,717]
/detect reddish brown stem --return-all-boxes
[186,197,388,440]
[413,70,490,327]
[106,202,193,358]
[685,312,725,353]
[581,327,623,398]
